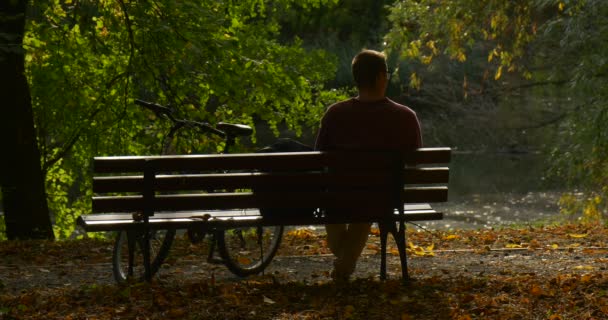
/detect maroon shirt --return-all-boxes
[315,97,422,151]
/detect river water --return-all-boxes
[419,152,565,230]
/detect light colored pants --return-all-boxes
[325,223,372,277]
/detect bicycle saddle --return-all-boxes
[216,122,254,137]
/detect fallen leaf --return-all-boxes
[528,239,541,249]
[581,274,593,283]
[366,244,380,252]
[444,234,460,241]
[263,296,275,304]
[530,284,544,296]
[505,243,522,249]
[287,229,315,240]
[237,257,252,265]
[407,242,435,257]
[568,233,588,238]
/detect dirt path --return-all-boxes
[3,225,608,319]
[2,231,606,294]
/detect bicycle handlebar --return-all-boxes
[135,99,225,138]
[191,120,226,137]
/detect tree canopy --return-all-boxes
[4,0,347,239]
[2,0,608,238]
[385,0,608,218]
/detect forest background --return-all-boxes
[0,0,606,240]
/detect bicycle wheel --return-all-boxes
[217,225,283,277]
[112,228,176,283]
[112,131,181,282]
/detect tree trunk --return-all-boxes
[0,0,54,239]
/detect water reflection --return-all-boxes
[422,152,564,230]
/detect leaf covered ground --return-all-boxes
[2,223,608,319]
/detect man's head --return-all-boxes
[351,49,388,91]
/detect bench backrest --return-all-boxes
[92,148,450,223]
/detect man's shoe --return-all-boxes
[330,269,350,285]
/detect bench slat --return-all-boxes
[94,148,451,173]
[78,206,442,232]
[93,167,449,193]
[92,188,448,213]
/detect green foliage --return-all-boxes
[23,0,345,238]
[385,0,546,82]
[542,1,608,221]
[385,0,608,219]
[276,0,393,87]
[0,215,6,241]
[559,192,606,224]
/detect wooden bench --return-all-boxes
[77,147,451,282]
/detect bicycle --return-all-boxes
[112,99,284,282]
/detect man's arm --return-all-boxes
[315,110,332,151]
[413,113,423,148]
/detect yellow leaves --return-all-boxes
[408,242,435,257]
[568,233,588,239]
[406,40,421,58]
[558,2,565,12]
[409,72,421,90]
[583,198,602,222]
[494,65,503,80]
[487,48,498,62]
[574,265,595,271]
[505,243,522,249]
[420,55,433,65]
[444,234,460,241]
[426,40,439,55]
[286,228,316,240]
[455,50,466,62]
[389,247,399,256]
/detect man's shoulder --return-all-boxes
[385,98,417,116]
[326,98,356,111]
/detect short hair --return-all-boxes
[351,50,388,89]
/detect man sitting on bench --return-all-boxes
[315,49,423,282]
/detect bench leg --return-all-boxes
[379,223,389,280]
[379,221,411,282]
[142,229,152,281]
[393,221,410,282]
